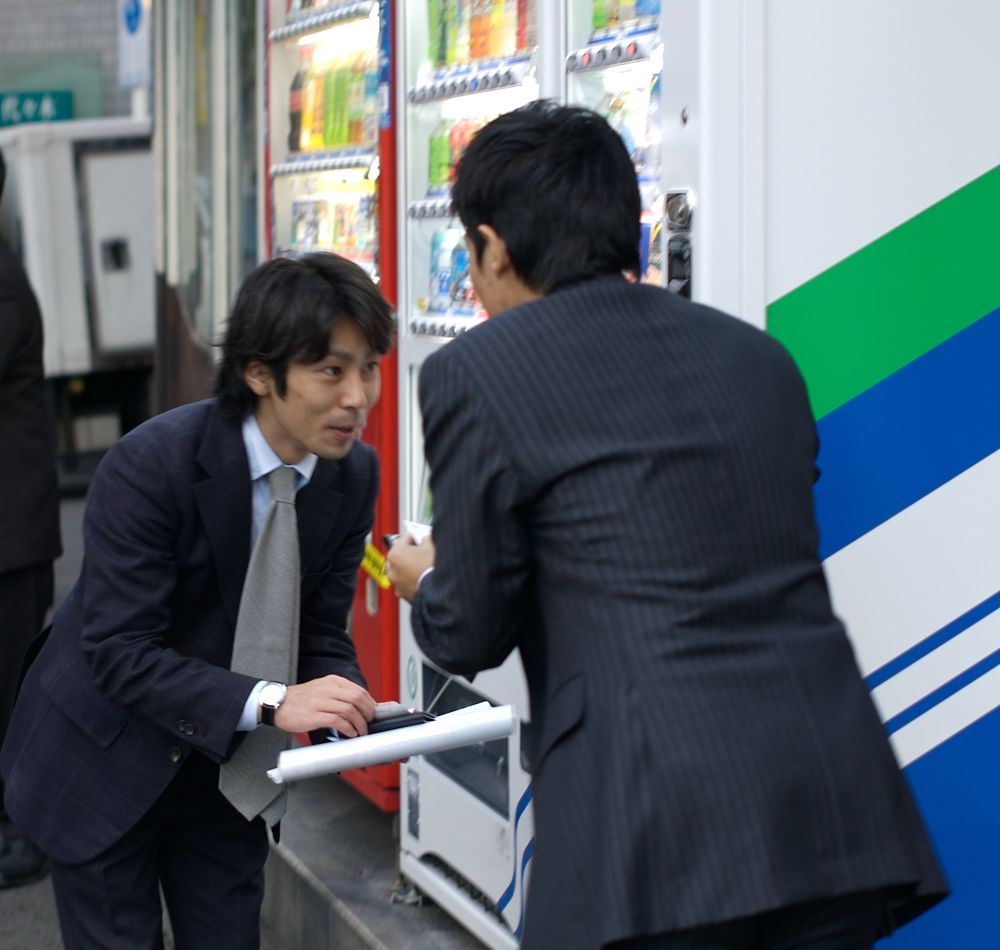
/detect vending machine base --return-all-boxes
[399,654,533,950]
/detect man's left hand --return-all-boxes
[385,535,436,603]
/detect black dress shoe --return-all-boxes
[0,833,49,889]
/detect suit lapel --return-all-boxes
[297,458,343,572]
[193,409,252,628]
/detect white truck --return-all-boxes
[0,116,153,486]
[663,2,1000,947]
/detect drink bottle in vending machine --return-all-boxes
[288,64,305,152]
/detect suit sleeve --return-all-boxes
[80,434,258,761]
[297,448,377,688]
[410,348,531,678]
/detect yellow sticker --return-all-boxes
[362,541,392,590]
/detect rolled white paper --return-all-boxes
[267,704,515,784]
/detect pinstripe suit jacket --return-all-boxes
[410,275,947,948]
[0,399,375,864]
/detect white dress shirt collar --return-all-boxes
[241,413,318,487]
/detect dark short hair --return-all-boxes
[215,253,394,419]
[451,100,641,293]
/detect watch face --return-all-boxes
[261,682,286,707]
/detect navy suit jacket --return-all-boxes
[0,399,376,864]
[411,275,947,949]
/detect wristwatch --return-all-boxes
[257,681,287,727]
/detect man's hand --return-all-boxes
[273,675,376,737]
[385,534,436,603]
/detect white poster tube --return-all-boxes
[267,704,515,784]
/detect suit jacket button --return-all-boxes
[169,746,183,763]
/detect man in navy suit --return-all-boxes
[387,103,947,949]
[1,253,393,949]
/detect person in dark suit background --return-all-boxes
[0,145,63,890]
[386,102,947,950]
[1,252,393,948]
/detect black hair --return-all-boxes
[0,146,6,203]
[451,100,641,293]
[215,252,394,420]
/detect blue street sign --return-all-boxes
[124,0,142,34]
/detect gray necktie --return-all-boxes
[219,465,300,825]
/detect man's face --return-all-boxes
[249,320,382,463]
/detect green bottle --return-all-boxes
[593,0,608,31]
[322,64,337,148]
[428,0,442,65]
[428,119,452,195]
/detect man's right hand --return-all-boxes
[274,675,376,737]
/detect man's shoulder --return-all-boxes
[102,399,229,476]
[119,398,219,446]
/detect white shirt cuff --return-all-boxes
[238,680,267,731]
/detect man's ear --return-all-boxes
[243,361,273,397]
[476,224,512,278]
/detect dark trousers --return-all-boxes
[0,561,53,821]
[49,752,270,950]
[607,890,891,950]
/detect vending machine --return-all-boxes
[261,0,402,811]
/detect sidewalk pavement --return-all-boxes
[0,494,85,949]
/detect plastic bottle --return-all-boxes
[347,52,366,145]
[362,51,379,147]
[469,0,488,60]
[592,0,608,32]
[487,0,505,58]
[442,0,458,64]
[516,0,535,50]
[448,117,481,184]
[454,0,470,63]
[429,229,461,313]
[288,63,305,153]
[449,240,477,314]
[636,0,660,15]
[427,0,443,65]
[322,60,337,148]
[498,0,517,57]
[428,119,453,196]
[299,50,319,151]
[331,57,350,146]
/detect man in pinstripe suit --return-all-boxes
[387,102,947,949]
